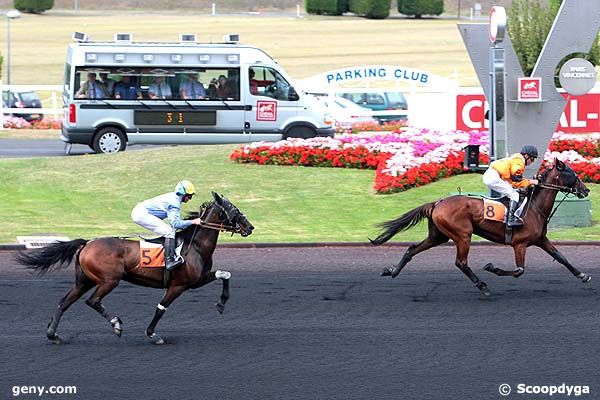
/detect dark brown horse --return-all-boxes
[17,192,254,344]
[371,159,591,297]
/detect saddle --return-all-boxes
[138,236,183,268]
[481,195,525,245]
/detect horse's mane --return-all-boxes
[185,200,213,222]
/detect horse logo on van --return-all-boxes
[256,100,277,121]
[523,81,537,90]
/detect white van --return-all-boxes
[61,33,333,154]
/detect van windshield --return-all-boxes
[72,66,240,101]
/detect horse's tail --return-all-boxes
[370,202,436,245]
[16,239,89,275]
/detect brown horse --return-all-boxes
[17,192,254,344]
[371,159,591,297]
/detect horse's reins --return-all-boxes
[186,203,243,255]
[529,176,577,223]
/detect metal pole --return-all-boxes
[7,17,11,85]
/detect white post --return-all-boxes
[74,0,78,11]
[470,7,473,20]
[212,3,216,16]
[296,4,301,18]
[0,80,5,130]
[51,92,58,118]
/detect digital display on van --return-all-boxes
[134,111,217,126]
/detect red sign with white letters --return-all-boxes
[256,100,277,121]
[456,93,600,133]
[518,77,542,101]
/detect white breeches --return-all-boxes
[131,205,175,238]
[482,168,520,202]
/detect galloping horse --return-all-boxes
[371,159,591,297]
[17,192,254,344]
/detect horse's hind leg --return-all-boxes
[454,239,491,297]
[85,280,123,337]
[47,272,95,343]
[483,244,527,277]
[382,221,449,278]
[536,236,591,282]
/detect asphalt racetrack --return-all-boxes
[1,245,598,400]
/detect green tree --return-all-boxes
[14,0,54,13]
[398,0,443,19]
[508,0,600,79]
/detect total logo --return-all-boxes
[456,93,600,133]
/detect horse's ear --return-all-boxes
[212,191,223,204]
[555,158,565,171]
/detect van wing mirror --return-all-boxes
[288,86,300,101]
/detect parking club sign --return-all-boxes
[518,77,542,101]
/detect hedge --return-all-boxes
[14,0,54,13]
[349,0,390,19]
[398,0,443,18]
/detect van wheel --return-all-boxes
[92,128,127,154]
[285,126,316,139]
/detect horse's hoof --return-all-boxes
[483,263,495,273]
[215,302,225,314]
[513,267,524,278]
[476,282,491,297]
[579,273,592,283]
[381,268,392,277]
[146,333,165,345]
[111,317,123,337]
[48,334,63,344]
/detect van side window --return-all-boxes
[249,67,291,101]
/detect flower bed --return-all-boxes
[2,116,62,130]
[230,128,600,194]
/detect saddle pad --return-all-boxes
[483,199,506,223]
[139,240,164,268]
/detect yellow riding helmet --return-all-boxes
[175,180,196,196]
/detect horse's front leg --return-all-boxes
[483,244,527,278]
[210,270,231,314]
[536,236,591,282]
[145,285,186,345]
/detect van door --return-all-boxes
[245,66,299,141]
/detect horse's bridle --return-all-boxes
[535,172,582,196]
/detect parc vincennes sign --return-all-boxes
[459,0,600,172]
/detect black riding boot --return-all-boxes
[164,237,183,270]
[507,200,523,228]
[163,237,184,288]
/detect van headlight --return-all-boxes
[323,113,333,125]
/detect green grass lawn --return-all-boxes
[0,129,60,140]
[0,144,598,244]
[7,12,480,86]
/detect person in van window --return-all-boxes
[148,76,172,100]
[76,72,109,99]
[99,73,116,98]
[217,75,232,98]
[114,76,143,100]
[206,78,219,98]
[179,73,206,100]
